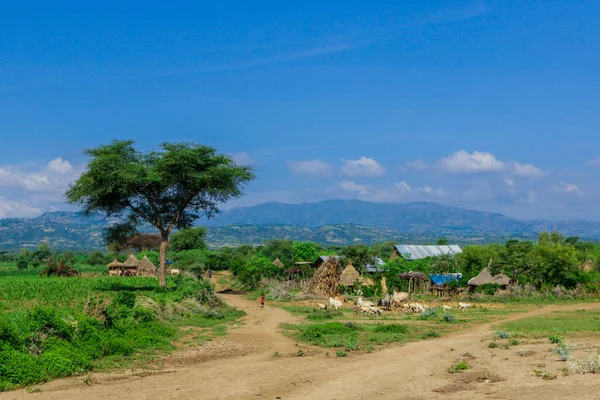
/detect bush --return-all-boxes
[442,313,455,323]
[549,334,563,344]
[476,283,500,296]
[373,324,408,334]
[16,259,28,270]
[0,350,48,386]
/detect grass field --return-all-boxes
[496,309,600,338]
[0,269,243,391]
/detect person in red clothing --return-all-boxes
[260,293,265,309]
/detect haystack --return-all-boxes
[305,255,341,298]
[122,254,140,276]
[339,263,361,286]
[272,258,285,268]
[467,268,511,288]
[137,255,157,277]
[107,259,124,276]
[381,276,388,294]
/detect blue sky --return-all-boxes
[0,1,599,220]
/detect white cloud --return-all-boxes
[553,182,583,196]
[440,150,505,173]
[0,197,42,218]
[229,152,254,166]
[405,160,427,172]
[287,160,333,177]
[588,156,600,166]
[47,158,73,174]
[338,180,370,196]
[393,181,445,198]
[510,162,543,177]
[341,157,385,177]
[504,178,515,188]
[394,181,412,193]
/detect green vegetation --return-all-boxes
[66,140,255,287]
[0,274,241,391]
[447,359,470,374]
[496,310,600,338]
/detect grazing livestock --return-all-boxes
[357,297,374,308]
[442,305,452,312]
[317,303,328,310]
[378,293,394,311]
[409,303,425,313]
[458,302,472,312]
[401,303,411,312]
[334,295,347,303]
[368,307,383,316]
[170,269,180,275]
[392,291,410,308]
[329,297,343,311]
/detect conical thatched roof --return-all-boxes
[339,263,361,286]
[137,255,157,277]
[305,255,340,298]
[123,254,140,268]
[272,258,285,268]
[467,268,511,287]
[107,259,124,269]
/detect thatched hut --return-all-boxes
[107,259,124,276]
[122,254,140,277]
[339,263,361,286]
[272,258,285,268]
[305,255,340,298]
[137,255,157,277]
[467,268,511,290]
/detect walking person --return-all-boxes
[260,293,265,309]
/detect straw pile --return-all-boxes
[380,276,388,294]
[305,255,341,298]
[339,263,361,286]
[272,258,285,268]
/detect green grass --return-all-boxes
[281,321,452,351]
[496,310,600,338]
[0,274,243,391]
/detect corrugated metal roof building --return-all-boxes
[365,257,385,273]
[393,245,462,260]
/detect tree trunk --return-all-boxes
[159,236,169,288]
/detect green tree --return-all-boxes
[490,240,536,284]
[236,254,280,288]
[32,243,52,262]
[87,251,108,266]
[16,259,28,270]
[66,140,254,288]
[371,241,398,261]
[429,254,457,274]
[19,248,32,262]
[170,227,207,251]
[260,239,294,267]
[292,242,319,263]
[341,244,376,273]
[535,234,579,287]
[436,238,449,245]
[455,245,498,279]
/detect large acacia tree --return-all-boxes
[66,140,254,287]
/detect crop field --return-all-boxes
[0,268,243,391]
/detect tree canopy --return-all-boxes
[66,140,255,287]
[170,227,207,252]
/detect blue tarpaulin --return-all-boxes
[429,273,462,286]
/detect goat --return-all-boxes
[442,305,452,312]
[329,297,343,311]
[458,302,472,312]
[392,291,410,308]
[170,268,180,275]
[378,293,394,311]
[317,303,328,310]
[357,297,374,308]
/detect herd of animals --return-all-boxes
[317,291,473,317]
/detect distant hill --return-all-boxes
[206,200,600,238]
[1,200,599,250]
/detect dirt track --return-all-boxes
[4,279,600,400]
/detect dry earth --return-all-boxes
[3,275,600,400]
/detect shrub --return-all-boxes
[549,335,563,344]
[442,313,455,323]
[447,358,469,374]
[0,350,48,386]
[488,341,499,348]
[419,309,437,319]
[553,342,576,361]
[425,331,440,338]
[373,324,408,334]
[496,331,510,339]
[476,283,500,296]
[336,350,348,357]
[16,259,28,270]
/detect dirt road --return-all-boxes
[4,281,600,400]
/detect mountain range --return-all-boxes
[1,200,599,250]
